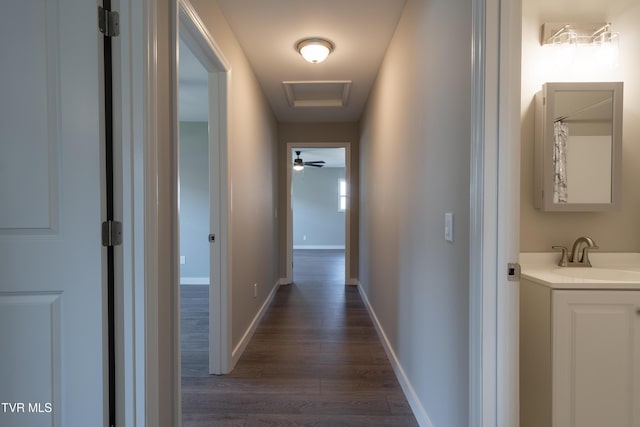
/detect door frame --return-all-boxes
[177,0,232,375]
[138,0,522,424]
[285,142,353,285]
[469,0,521,425]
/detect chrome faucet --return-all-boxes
[553,236,599,267]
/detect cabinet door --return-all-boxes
[552,291,640,427]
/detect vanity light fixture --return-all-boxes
[541,22,619,67]
[541,22,619,48]
[296,38,334,64]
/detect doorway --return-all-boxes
[138,0,522,422]
[292,147,346,284]
[178,38,210,380]
[177,0,231,378]
[286,143,353,285]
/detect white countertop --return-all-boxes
[520,252,640,290]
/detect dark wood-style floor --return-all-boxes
[181,250,418,426]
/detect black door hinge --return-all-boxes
[102,220,123,247]
[98,6,120,37]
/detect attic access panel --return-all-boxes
[283,80,351,108]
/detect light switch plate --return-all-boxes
[445,213,453,242]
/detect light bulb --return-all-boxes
[552,31,577,68]
[300,44,329,63]
[296,38,334,64]
[595,32,619,68]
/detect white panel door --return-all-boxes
[553,290,640,427]
[0,0,105,426]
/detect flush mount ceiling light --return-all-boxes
[296,38,334,64]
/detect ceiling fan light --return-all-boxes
[293,157,305,171]
[296,38,334,64]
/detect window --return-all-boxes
[339,179,347,212]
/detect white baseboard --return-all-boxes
[231,279,280,366]
[293,245,345,250]
[346,277,358,286]
[357,281,434,427]
[180,277,209,285]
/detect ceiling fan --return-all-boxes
[293,150,325,171]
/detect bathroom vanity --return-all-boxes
[520,253,640,427]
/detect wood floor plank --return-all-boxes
[245,413,419,427]
[182,376,321,395]
[182,413,247,427]
[181,250,418,425]
[182,392,393,416]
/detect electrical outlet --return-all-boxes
[253,283,257,298]
[303,235,307,241]
[180,256,186,265]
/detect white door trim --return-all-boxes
[469,0,521,425]
[178,0,232,376]
[110,0,150,424]
[495,0,521,423]
[285,142,353,285]
[142,0,164,423]
[141,0,181,425]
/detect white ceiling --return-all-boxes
[179,0,407,123]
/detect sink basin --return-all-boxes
[554,267,640,282]
[520,253,640,289]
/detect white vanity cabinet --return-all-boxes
[521,279,640,427]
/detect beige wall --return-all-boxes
[358,0,471,424]
[190,0,280,348]
[521,0,640,252]
[278,122,360,279]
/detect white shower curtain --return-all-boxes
[553,120,569,203]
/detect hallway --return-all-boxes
[181,250,418,425]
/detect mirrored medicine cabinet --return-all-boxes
[534,82,623,211]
